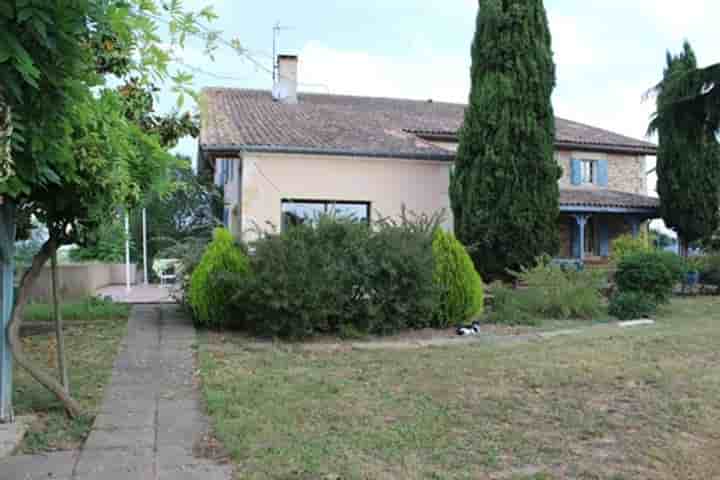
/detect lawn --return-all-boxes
[12,299,129,453]
[199,297,720,480]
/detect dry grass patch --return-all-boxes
[199,297,720,479]
[13,315,128,453]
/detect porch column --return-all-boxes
[628,216,641,239]
[572,214,590,261]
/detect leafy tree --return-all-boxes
[0,0,223,420]
[449,0,561,280]
[649,42,720,256]
[128,156,222,279]
[651,61,720,136]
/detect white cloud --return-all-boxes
[298,41,470,103]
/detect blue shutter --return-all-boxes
[599,220,610,257]
[597,159,609,187]
[570,218,580,258]
[571,159,582,185]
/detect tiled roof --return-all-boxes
[200,88,658,159]
[560,188,659,210]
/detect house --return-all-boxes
[199,54,659,263]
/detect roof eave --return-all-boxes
[409,131,657,156]
[200,144,455,162]
[560,205,658,214]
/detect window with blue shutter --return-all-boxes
[597,159,609,187]
[571,159,582,185]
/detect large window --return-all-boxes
[281,200,371,229]
[580,159,597,184]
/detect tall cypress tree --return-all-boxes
[450,0,560,279]
[650,42,720,255]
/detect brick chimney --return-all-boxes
[273,54,298,104]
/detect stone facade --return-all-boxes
[556,149,646,194]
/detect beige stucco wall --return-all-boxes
[24,263,137,303]
[239,152,453,240]
[223,144,650,243]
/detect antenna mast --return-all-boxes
[272,22,291,83]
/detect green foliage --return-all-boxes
[487,259,605,324]
[131,157,222,281]
[69,219,129,263]
[450,0,561,280]
[24,297,130,323]
[615,251,684,305]
[611,233,651,264]
[698,255,720,287]
[608,291,658,321]
[188,228,250,329]
[432,229,484,327]
[236,214,438,339]
[650,42,720,248]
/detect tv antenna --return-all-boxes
[272,21,293,82]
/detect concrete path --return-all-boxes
[0,304,231,480]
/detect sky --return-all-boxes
[164,0,719,205]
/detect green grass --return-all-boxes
[199,297,720,479]
[13,311,128,453]
[23,297,130,322]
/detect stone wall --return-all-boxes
[557,149,647,194]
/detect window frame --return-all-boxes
[281,199,371,230]
[580,159,597,185]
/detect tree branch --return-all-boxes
[7,238,83,418]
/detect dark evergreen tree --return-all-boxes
[449,0,560,279]
[649,42,720,256]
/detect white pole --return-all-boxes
[125,211,131,293]
[142,208,148,286]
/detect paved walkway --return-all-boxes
[1,305,231,480]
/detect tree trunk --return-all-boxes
[0,90,14,183]
[7,240,82,418]
[50,240,69,393]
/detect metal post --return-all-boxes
[574,214,589,262]
[125,211,131,293]
[142,208,148,286]
[0,200,16,423]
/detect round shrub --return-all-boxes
[188,228,250,328]
[237,214,438,339]
[615,251,684,304]
[699,254,720,287]
[432,229,484,327]
[609,291,658,320]
[610,233,650,264]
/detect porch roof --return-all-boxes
[559,188,659,214]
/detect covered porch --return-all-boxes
[558,189,659,263]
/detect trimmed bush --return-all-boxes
[432,229,484,327]
[487,258,606,324]
[236,213,439,339]
[188,228,250,328]
[608,291,658,320]
[614,251,684,305]
[610,233,650,264]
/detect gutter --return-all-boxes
[200,144,456,162]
